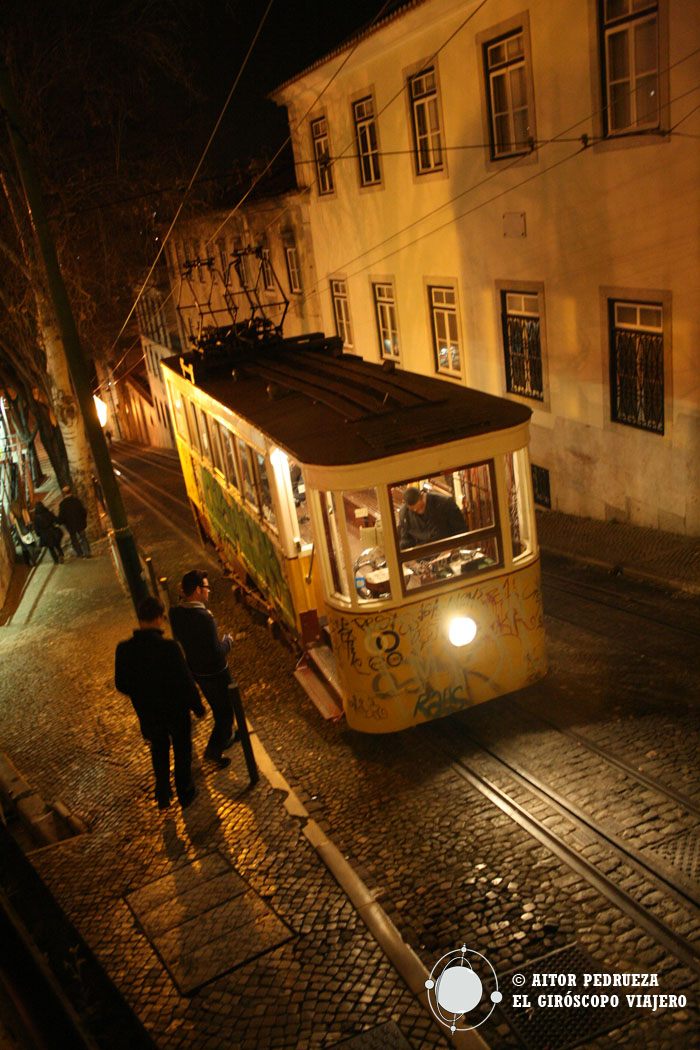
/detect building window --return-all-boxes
[609,300,664,433]
[601,0,659,135]
[353,96,381,186]
[501,291,543,400]
[409,68,443,173]
[261,248,275,291]
[429,286,460,376]
[311,117,334,194]
[285,246,302,293]
[331,279,353,349]
[485,29,532,157]
[531,464,551,508]
[373,283,399,359]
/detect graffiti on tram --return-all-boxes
[328,562,546,731]
[200,467,296,629]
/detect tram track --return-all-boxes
[428,717,700,979]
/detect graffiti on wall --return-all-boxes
[327,562,546,733]
[200,468,296,629]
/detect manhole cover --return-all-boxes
[653,830,700,880]
[332,1020,412,1049]
[126,851,293,993]
[499,943,638,1050]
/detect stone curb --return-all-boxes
[0,752,88,848]
[249,727,492,1050]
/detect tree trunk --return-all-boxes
[35,289,96,520]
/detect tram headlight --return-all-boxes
[448,616,477,647]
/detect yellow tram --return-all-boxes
[162,330,547,733]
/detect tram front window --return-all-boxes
[343,488,390,601]
[391,462,501,593]
[506,448,534,560]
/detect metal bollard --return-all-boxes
[144,556,159,596]
[228,682,258,786]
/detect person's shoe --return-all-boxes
[180,787,197,809]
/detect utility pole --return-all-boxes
[0,61,148,611]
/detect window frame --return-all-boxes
[353,95,382,187]
[600,0,660,137]
[372,281,400,361]
[427,283,462,378]
[608,297,665,434]
[331,278,354,350]
[285,245,302,294]
[407,66,444,175]
[310,115,335,195]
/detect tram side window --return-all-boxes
[196,406,212,462]
[319,491,350,599]
[218,424,240,491]
[342,488,390,601]
[254,452,278,531]
[390,462,501,593]
[236,437,258,508]
[209,418,226,477]
[168,385,188,441]
[289,459,312,546]
[506,448,533,559]
[183,397,201,455]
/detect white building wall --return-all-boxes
[273,0,700,536]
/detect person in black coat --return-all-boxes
[115,595,205,810]
[32,501,64,563]
[58,485,91,557]
[398,486,466,550]
[169,569,236,768]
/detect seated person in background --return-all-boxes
[398,485,466,550]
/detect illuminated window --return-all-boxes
[429,286,461,376]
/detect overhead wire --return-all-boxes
[109,20,700,385]
[106,0,276,378]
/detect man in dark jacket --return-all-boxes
[115,595,204,809]
[398,486,466,550]
[169,570,236,768]
[58,485,90,557]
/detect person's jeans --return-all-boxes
[195,670,234,757]
[68,529,91,557]
[149,724,194,806]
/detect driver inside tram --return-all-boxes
[398,485,466,550]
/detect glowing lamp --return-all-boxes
[448,616,477,647]
[94,396,108,427]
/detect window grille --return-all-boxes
[610,301,664,433]
[502,292,543,399]
[354,97,381,186]
[601,0,659,135]
[531,464,551,508]
[409,69,443,173]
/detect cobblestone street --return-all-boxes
[1,452,699,1049]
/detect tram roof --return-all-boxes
[163,333,531,466]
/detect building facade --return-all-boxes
[272,0,700,536]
